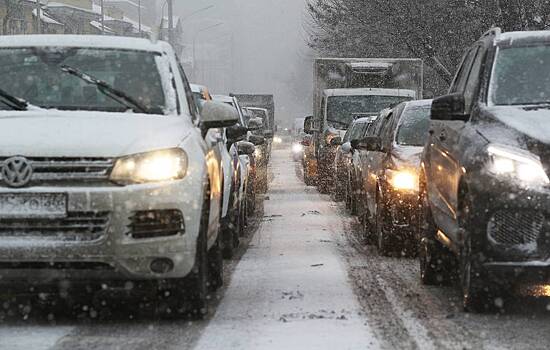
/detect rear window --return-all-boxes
[396,105,431,146]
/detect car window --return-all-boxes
[464,46,484,112]
[396,105,432,146]
[177,63,198,122]
[343,124,354,142]
[450,47,478,94]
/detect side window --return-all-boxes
[177,63,199,123]
[377,112,394,139]
[450,47,478,94]
[343,125,353,143]
[464,47,485,113]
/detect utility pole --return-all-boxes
[167,0,174,45]
[35,0,41,34]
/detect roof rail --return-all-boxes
[481,27,502,39]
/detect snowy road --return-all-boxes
[3,147,550,349]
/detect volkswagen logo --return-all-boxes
[2,156,33,188]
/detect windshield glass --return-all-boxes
[490,45,550,106]
[396,105,431,146]
[327,95,412,128]
[0,48,166,113]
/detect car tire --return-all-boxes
[458,195,495,313]
[333,169,345,202]
[208,233,223,292]
[418,185,454,286]
[222,200,239,259]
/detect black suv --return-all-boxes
[418,28,550,312]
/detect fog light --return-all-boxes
[150,258,174,274]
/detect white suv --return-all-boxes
[0,35,237,316]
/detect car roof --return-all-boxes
[354,117,376,124]
[323,88,416,98]
[190,84,207,93]
[245,107,268,112]
[0,35,173,54]
[496,31,550,46]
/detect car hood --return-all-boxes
[0,110,191,158]
[478,106,550,169]
[391,145,424,169]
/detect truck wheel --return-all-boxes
[418,188,454,285]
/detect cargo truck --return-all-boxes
[305,58,423,193]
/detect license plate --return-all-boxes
[0,193,67,218]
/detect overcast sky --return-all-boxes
[175,0,314,127]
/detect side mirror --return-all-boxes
[353,136,382,152]
[227,125,248,143]
[330,136,343,146]
[263,130,274,139]
[248,117,263,131]
[249,135,265,146]
[431,93,468,121]
[238,141,255,156]
[200,101,239,130]
[341,142,352,154]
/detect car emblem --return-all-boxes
[2,156,33,188]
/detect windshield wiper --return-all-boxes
[0,88,29,111]
[60,65,149,114]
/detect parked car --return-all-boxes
[332,117,374,202]
[243,107,271,192]
[211,95,251,258]
[302,116,317,186]
[418,28,550,312]
[355,100,432,256]
[0,35,239,317]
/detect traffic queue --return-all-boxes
[297,28,550,313]
[0,35,273,319]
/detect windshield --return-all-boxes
[396,105,431,146]
[327,95,412,128]
[350,122,368,141]
[0,48,166,113]
[490,45,550,106]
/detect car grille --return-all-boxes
[487,210,544,246]
[127,210,185,239]
[0,211,110,241]
[0,157,114,187]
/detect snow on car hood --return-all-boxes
[0,110,191,157]
[487,106,550,145]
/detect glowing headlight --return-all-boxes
[274,136,283,144]
[110,148,188,184]
[292,143,303,154]
[386,169,419,191]
[487,144,549,186]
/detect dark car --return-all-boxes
[418,28,550,312]
[355,100,432,256]
[332,117,373,202]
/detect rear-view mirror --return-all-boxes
[227,125,248,143]
[201,101,239,130]
[353,136,382,152]
[238,141,255,156]
[249,135,265,146]
[431,93,468,121]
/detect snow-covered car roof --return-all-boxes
[190,84,207,93]
[212,95,234,103]
[354,116,377,124]
[0,35,173,54]
[245,107,268,112]
[323,88,416,98]
[496,31,550,46]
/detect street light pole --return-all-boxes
[193,22,223,80]
[167,0,174,45]
[138,0,141,37]
[100,0,105,34]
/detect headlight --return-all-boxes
[110,148,188,184]
[274,136,283,144]
[292,143,303,154]
[386,169,419,192]
[487,144,549,187]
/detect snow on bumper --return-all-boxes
[0,177,204,283]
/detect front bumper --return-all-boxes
[468,174,550,278]
[0,178,204,284]
[382,189,420,232]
